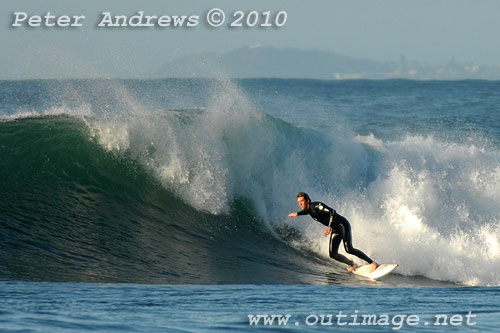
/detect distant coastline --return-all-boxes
[156,45,500,80]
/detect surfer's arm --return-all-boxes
[323,204,335,236]
[296,209,309,216]
[288,209,308,218]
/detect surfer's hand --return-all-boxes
[323,227,331,237]
[288,212,298,218]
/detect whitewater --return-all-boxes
[1,78,500,288]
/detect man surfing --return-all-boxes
[288,192,378,273]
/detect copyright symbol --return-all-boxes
[206,8,225,27]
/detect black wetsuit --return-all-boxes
[297,201,374,266]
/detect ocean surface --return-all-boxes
[1,78,499,331]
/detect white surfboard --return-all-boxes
[352,264,398,280]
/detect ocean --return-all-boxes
[1,78,499,331]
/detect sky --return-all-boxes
[2,0,500,79]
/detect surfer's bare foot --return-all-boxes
[369,262,379,273]
[347,262,358,272]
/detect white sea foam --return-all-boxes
[298,134,500,286]
[355,133,385,151]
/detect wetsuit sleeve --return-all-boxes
[296,209,309,216]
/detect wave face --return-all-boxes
[1,79,499,286]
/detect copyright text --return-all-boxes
[11,9,287,29]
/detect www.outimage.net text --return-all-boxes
[248,311,477,330]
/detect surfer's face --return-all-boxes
[297,196,309,210]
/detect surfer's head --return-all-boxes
[296,192,310,210]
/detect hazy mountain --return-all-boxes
[156,46,500,80]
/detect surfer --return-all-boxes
[288,192,378,273]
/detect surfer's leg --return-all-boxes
[337,217,375,265]
[329,228,354,266]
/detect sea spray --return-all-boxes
[82,78,366,221]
